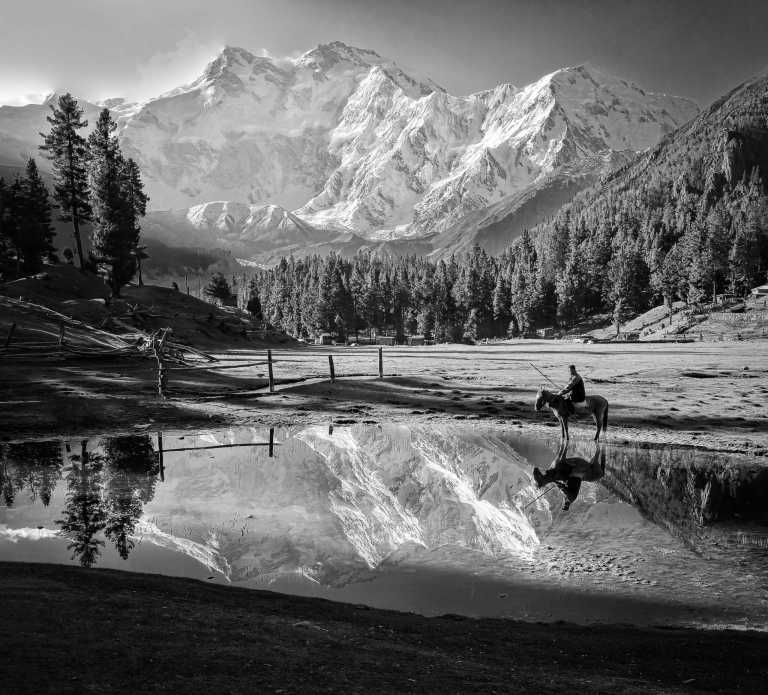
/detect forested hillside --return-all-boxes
[521,70,768,329]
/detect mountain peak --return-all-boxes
[296,41,383,70]
[205,45,259,73]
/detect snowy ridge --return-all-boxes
[133,519,232,579]
[0,43,698,256]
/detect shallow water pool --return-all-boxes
[2,424,767,628]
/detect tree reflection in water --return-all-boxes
[102,436,160,560]
[0,435,160,567]
[57,441,108,568]
[0,441,64,507]
[598,443,768,554]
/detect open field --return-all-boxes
[1,341,766,454]
[1,562,766,695]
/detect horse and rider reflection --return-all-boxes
[532,439,606,511]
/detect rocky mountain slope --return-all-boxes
[0,42,698,260]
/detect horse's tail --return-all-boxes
[602,401,609,433]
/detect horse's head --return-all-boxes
[534,386,548,411]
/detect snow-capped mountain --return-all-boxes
[143,199,435,264]
[0,42,698,257]
[143,201,328,259]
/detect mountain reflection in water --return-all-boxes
[1,425,767,628]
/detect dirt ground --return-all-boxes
[1,341,766,455]
[1,562,766,695]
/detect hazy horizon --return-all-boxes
[1,0,767,108]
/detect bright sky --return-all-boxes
[1,0,766,106]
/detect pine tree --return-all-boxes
[432,260,456,342]
[39,93,91,270]
[88,109,136,295]
[17,159,56,273]
[3,178,24,275]
[705,202,731,301]
[246,280,263,321]
[659,243,684,308]
[555,259,580,328]
[463,308,479,341]
[492,273,511,332]
[729,208,761,296]
[121,158,149,284]
[331,266,355,334]
[0,177,12,274]
[203,272,233,305]
[607,241,650,334]
[2,160,56,275]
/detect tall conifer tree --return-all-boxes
[40,93,91,270]
[87,109,136,295]
[17,158,56,273]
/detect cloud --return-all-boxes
[132,31,225,101]
[0,79,54,107]
[0,525,59,542]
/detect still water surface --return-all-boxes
[2,425,767,628]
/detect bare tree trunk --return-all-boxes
[72,214,85,271]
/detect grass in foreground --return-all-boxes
[0,562,765,694]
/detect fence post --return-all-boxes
[58,322,66,347]
[328,354,336,383]
[268,427,274,458]
[378,347,383,378]
[153,330,169,399]
[4,323,16,348]
[267,349,275,393]
[157,431,165,482]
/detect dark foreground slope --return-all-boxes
[1,562,765,694]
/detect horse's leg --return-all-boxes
[594,408,601,441]
[563,416,570,442]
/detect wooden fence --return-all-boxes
[157,345,387,398]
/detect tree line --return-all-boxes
[0,94,148,295]
[244,245,550,342]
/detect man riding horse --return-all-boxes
[559,364,585,415]
[534,364,609,442]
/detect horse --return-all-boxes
[534,387,609,442]
[532,441,606,510]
